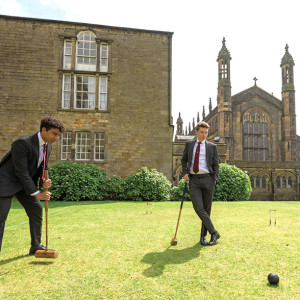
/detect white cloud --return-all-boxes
[0,0,26,16]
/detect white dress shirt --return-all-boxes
[190,139,209,174]
[31,132,47,196]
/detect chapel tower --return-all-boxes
[280,44,297,161]
[217,37,233,159]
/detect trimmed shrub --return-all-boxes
[126,167,171,201]
[214,163,252,201]
[48,162,107,201]
[170,179,191,201]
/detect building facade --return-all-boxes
[174,38,300,201]
[0,15,174,180]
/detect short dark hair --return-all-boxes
[40,116,65,133]
[195,121,210,131]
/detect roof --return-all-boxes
[0,14,174,37]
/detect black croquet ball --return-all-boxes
[268,273,279,285]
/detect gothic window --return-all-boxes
[282,176,287,188]
[250,174,268,189]
[250,176,254,189]
[255,176,260,188]
[60,31,111,111]
[288,177,293,188]
[243,109,270,161]
[276,175,293,189]
[219,59,228,79]
[262,176,266,188]
[276,176,280,188]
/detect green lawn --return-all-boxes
[0,200,299,299]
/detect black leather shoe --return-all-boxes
[29,245,46,255]
[208,231,220,246]
[200,236,208,246]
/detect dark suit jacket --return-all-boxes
[181,139,219,183]
[0,133,51,197]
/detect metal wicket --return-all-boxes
[146,202,152,214]
[269,209,276,225]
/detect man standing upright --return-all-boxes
[181,121,220,246]
[0,116,64,255]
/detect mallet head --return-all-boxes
[35,249,59,259]
[171,238,178,246]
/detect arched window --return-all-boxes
[276,176,280,188]
[276,175,294,189]
[243,109,269,161]
[250,174,268,189]
[262,176,266,188]
[255,176,260,188]
[288,177,293,189]
[76,32,97,71]
[282,176,287,189]
[250,176,254,189]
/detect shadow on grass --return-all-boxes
[29,261,55,265]
[141,243,202,277]
[0,254,29,266]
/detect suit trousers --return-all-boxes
[189,174,216,236]
[0,190,43,252]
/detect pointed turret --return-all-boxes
[281,44,295,92]
[217,37,233,159]
[280,44,297,161]
[176,112,183,134]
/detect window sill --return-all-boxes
[57,108,110,113]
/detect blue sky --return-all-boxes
[1,0,300,134]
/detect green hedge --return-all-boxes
[170,163,252,202]
[48,162,251,202]
[48,163,171,201]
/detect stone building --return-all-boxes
[174,38,300,201]
[0,15,174,180]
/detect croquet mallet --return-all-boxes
[35,168,59,258]
[171,181,187,246]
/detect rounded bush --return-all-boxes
[126,167,171,201]
[214,163,252,201]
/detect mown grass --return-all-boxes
[0,200,299,299]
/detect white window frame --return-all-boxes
[75,132,91,161]
[76,32,96,71]
[61,132,72,160]
[99,77,107,110]
[63,41,72,70]
[62,74,71,108]
[100,43,108,72]
[94,133,105,161]
[74,75,96,109]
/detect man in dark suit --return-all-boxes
[181,121,220,246]
[0,116,64,255]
